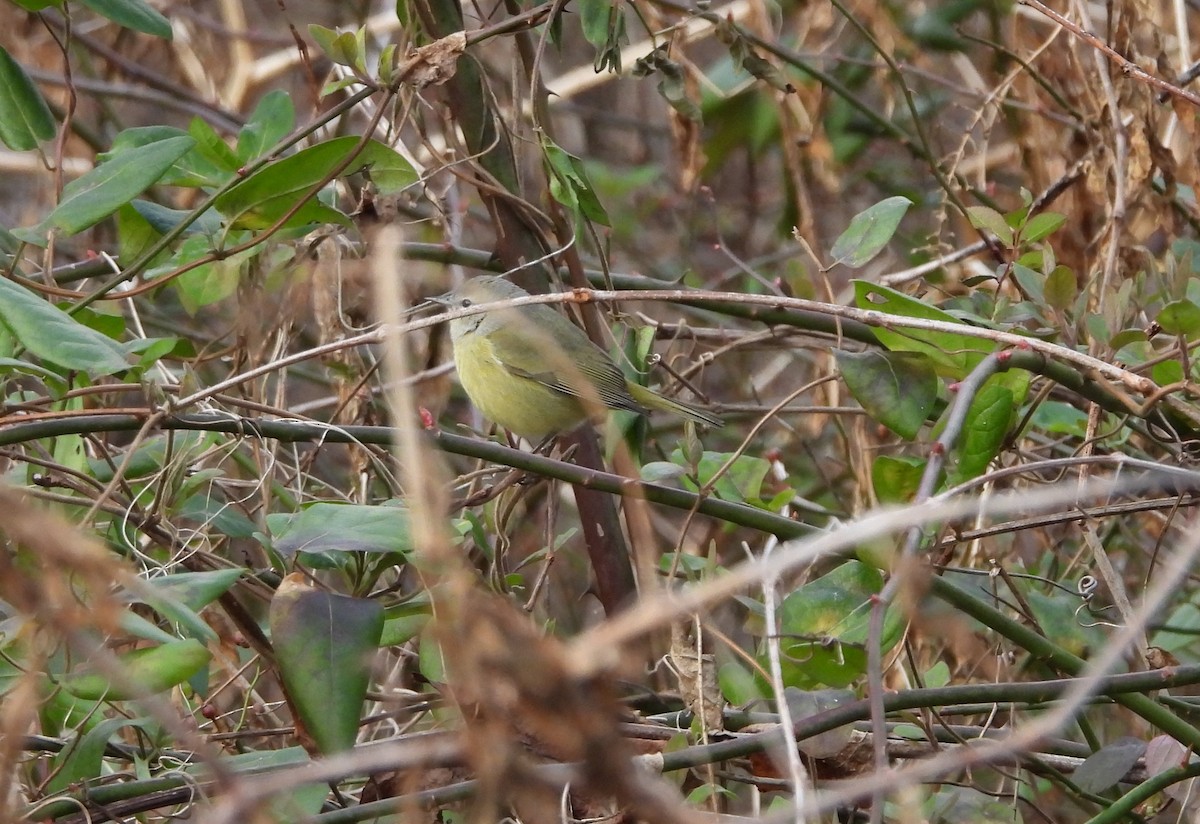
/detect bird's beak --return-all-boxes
[421,292,454,311]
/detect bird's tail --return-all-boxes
[627,383,724,428]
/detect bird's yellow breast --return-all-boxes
[452,328,589,439]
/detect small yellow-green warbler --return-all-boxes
[428,276,722,439]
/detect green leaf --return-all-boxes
[1109,327,1148,351]
[266,502,413,557]
[579,0,626,73]
[170,235,247,314]
[541,134,611,226]
[0,279,131,375]
[380,596,432,646]
[130,336,189,370]
[1152,359,1184,386]
[0,225,21,268]
[658,550,711,577]
[1044,265,1076,312]
[853,281,996,377]
[990,366,1030,407]
[924,660,951,688]
[59,639,211,700]
[86,431,217,482]
[716,20,792,94]
[45,717,152,794]
[1073,737,1146,794]
[906,10,966,50]
[418,628,446,683]
[775,561,903,689]
[892,723,925,740]
[711,453,769,503]
[306,25,363,71]
[308,25,341,62]
[214,136,416,230]
[72,304,123,339]
[686,784,735,805]
[214,159,348,231]
[947,381,1014,486]
[1025,588,1105,658]
[129,199,221,236]
[19,135,195,242]
[961,273,994,287]
[99,126,200,185]
[37,681,105,738]
[965,205,1013,246]
[77,0,172,38]
[269,577,383,754]
[836,349,938,440]
[925,786,1021,823]
[703,82,775,153]
[118,609,179,644]
[358,139,421,195]
[578,0,610,53]
[785,688,856,757]
[633,46,702,121]
[138,570,245,643]
[176,487,258,541]
[51,395,87,475]
[1010,263,1044,304]
[1021,211,1066,243]
[0,356,66,384]
[641,461,686,485]
[1085,311,1110,344]
[1158,299,1200,337]
[320,77,362,98]
[237,90,295,163]
[117,202,165,268]
[717,661,764,705]
[665,449,772,505]
[1029,401,1088,436]
[871,455,926,504]
[377,43,399,85]
[264,782,329,821]
[187,117,242,181]
[1152,602,1200,656]
[0,46,56,150]
[829,196,912,268]
[738,51,793,93]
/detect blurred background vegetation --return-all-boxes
[3,0,1200,821]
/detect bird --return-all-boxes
[427,276,723,440]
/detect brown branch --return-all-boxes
[1020,0,1200,107]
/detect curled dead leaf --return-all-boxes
[404,32,466,89]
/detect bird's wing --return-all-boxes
[497,329,646,415]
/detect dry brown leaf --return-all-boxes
[405,32,467,89]
[440,592,697,824]
[669,621,724,734]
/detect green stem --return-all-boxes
[0,413,816,540]
[1085,762,1200,824]
[932,576,1200,750]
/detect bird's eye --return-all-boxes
[459,298,472,308]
